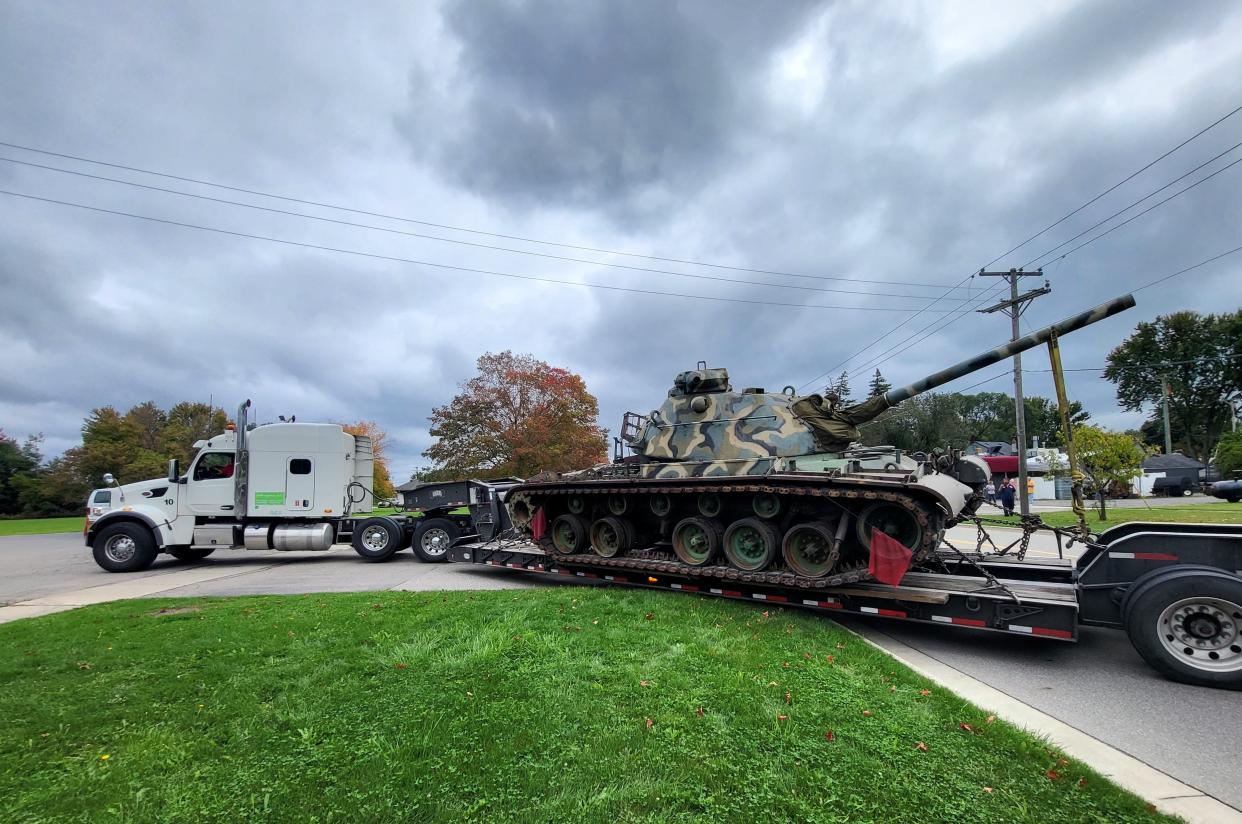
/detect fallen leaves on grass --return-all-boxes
[836,642,846,649]
[959,723,976,734]
[695,707,705,717]
[1077,778,1087,788]
[889,686,897,693]
[393,663,408,670]
[782,661,790,669]
[645,718,654,730]
[919,689,931,696]
[1045,769,1061,781]
[777,714,788,722]
[823,730,835,741]
[639,680,651,687]
[915,742,928,752]
[644,612,654,621]
[784,692,792,705]
[983,787,994,794]
[861,710,873,717]
[76,662,92,670]
[825,654,835,663]
[986,715,996,724]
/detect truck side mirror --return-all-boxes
[103,473,117,486]
[168,459,180,483]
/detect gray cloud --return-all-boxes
[1,0,1241,479]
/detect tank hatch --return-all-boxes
[668,362,730,398]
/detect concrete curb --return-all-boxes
[843,621,1242,824]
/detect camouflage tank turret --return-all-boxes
[507,295,1135,586]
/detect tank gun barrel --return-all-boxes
[880,293,1136,407]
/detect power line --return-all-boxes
[982,100,1242,266]
[0,187,970,313]
[1024,154,1242,268]
[0,154,978,304]
[0,139,969,290]
[802,101,1242,389]
[1132,243,1242,292]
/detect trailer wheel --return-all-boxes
[413,518,458,563]
[352,517,402,562]
[1124,567,1242,689]
[168,547,216,563]
[92,522,158,573]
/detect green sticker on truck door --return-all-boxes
[255,492,285,506]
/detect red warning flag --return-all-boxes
[530,507,547,541]
[868,527,914,586]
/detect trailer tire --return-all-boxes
[1123,567,1242,689]
[92,522,158,573]
[168,546,216,563]
[352,517,403,562]
[413,518,458,563]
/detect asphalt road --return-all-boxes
[3,531,1238,811]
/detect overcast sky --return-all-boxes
[2,0,1241,478]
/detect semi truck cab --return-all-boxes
[86,400,375,571]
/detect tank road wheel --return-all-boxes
[672,517,723,566]
[752,493,782,519]
[697,493,723,518]
[1124,568,1242,689]
[649,494,672,518]
[567,495,587,515]
[857,502,923,550]
[782,521,840,578]
[607,495,629,516]
[723,517,779,572]
[550,514,588,555]
[590,517,634,558]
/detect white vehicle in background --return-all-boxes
[86,488,114,523]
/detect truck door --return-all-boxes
[185,451,237,516]
[286,457,315,511]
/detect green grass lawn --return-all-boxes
[0,590,1168,823]
[987,500,1242,530]
[0,516,84,537]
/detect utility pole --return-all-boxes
[978,268,1051,517]
[1160,376,1173,454]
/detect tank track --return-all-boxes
[516,478,942,586]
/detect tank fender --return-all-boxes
[910,473,974,518]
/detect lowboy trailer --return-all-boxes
[449,487,1242,689]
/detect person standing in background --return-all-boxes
[985,480,997,505]
[998,478,1016,517]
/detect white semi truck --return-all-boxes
[85,400,497,572]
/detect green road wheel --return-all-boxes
[722,517,779,572]
[649,493,672,518]
[782,521,840,578]
[752,493,781,519]
[672,516,722,566]
[551,514,588,555]
[856,503,923,550]
[697,493,722,518]
[607,495,629,516]
[567,496,587,515]
[589,516,634,558]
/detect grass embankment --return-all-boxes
[0,590,1168,823]
[990,501,1242,530]
[0,516,84,537]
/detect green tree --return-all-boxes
[1023,396,1089,448]
[1074,425,1150,520]
[825,370,852,404]
[1104,310,1242,461]
[163,403,231,465]
[0,430,40,515]
[866,369,891,399]
[425,351,608,479]
[1216,430,1242,479]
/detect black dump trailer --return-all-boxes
[448,510,1242,690]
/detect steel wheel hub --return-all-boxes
[729,526,765,564]
[421,528,450,556]
[104,535,136,563]
[1159,596,1242,672]
[680,525,709,560]
[361,525,389,551]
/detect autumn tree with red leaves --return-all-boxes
[338,420,396,500]
[423,352,608,480]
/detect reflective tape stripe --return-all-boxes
[931,615,986,628]
[1109,551,1178,561]
[1009,624,1073,639]
[670,583,699,592]
[859,606,907,618]
[802,598,843,610]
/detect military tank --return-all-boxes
[507,295,1135,587]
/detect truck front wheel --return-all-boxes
[352,517,403,562]
[412,518,458,563]
[168,547,216,563]
[92,522,158,573]
[1125,567,1242,690]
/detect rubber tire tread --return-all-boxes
[1123,567,1242,689]
[168,546,216,562]
[92,522,159,573]
[412,517,458,563]
[352,516,403,562]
